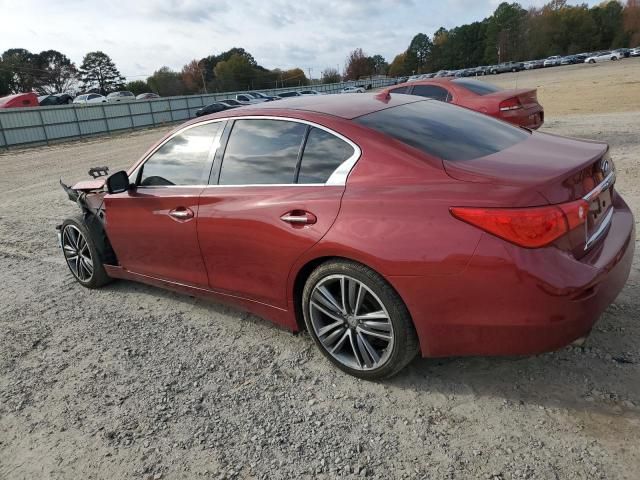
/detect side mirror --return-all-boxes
[106,170,131,194]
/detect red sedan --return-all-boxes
[385,77,544,129]
[58,94,633,379]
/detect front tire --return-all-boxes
[302,260,419,380]
[61,216,111,289]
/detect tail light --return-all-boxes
[450,199,589,248]
[499,97,522,111]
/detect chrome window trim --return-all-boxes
[131,118,227,187]
[131,115,361,188]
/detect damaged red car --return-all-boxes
[59,93,634,379]
[384,77,544,129]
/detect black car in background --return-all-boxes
[195,101,240,117]
[38,93,74,106]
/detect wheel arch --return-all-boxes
[289,254,416,337]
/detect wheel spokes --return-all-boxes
[310,274,394,371]
[62,225,93,282]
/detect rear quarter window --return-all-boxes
[354,100,529,161]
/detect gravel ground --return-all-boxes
[0,111,639,480]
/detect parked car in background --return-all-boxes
[107,91,136,103]
[38,93,74,106]
[340,86,365,94]
[406,75,422,82]
[489,62,525,74]
[59,93,633,379]
[631,47,640,57]
[246,91,280,101]
[136,93,160,100]
[195,101,239,117]
[219,99,244,107]
[236,93,268,104]
[585,51,623,63]
[613,48,631,58]
[0,92,39,109]
[544,55,562,67]
[384,77,544,129]
[275,91,302,98]
[299,90,322,96]
[73,93,107,104]
[560,55,579,65]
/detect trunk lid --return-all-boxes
[486,88,539,108]
[444,131,614,255]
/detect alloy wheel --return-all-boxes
[62,225,94,282]
[309,274,394,371]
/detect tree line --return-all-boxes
[0,47,314,97]
[382,0,640,77]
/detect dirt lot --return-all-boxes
[481,57,640,116]
[1,61,639,480]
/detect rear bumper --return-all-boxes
[389,194,635,358]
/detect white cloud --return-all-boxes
[0,0,600,80]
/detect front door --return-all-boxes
[197,118,359,308]
[105,121,224,287]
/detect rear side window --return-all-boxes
[452,78,502,96]
[298,128,354,183]
[219,119,306,185]
[354,100,529,161]
[390,86,409,94]
[139,122,222,186]
[412,85,450,102]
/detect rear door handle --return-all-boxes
[280,210,317,225]
[168,207,194,221]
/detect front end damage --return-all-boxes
[58,166,118,265]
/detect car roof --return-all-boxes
[227,92,422,120]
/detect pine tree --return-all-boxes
[78,51,125,95]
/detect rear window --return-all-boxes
[354,100,529,161]
[452,78,502,96]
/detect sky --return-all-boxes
[0,0,601,81]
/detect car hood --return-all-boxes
[71,178,106,192]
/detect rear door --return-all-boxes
[105,121,225,287]
[197,118,359,309]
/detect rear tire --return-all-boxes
[302,260,419,380]
[61,215,112,289]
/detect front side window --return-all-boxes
[298,128,354,183]
[411,85,451,102]
[139,122,222,186]
[219,119,306,185]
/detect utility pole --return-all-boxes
[200,64,208,94]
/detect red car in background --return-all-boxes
[0,92,39,109]
[58,94,633,379]
[384,78,544,129]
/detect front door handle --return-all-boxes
[280,210,317,225]
[168,207,194,221]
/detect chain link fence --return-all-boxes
[0,78,397,150]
